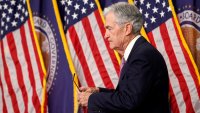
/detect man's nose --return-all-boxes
[104,30,109,39]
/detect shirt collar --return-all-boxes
[123,35,141,61]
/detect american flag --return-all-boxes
[58,0,120,89]
[135,0,200,113]
[0,0,46,113]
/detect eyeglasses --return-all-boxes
[72,73,81,92]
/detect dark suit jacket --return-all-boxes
[88,37,170,113]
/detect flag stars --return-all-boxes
[5,25,8,30]
[25,11,28,16]
[2,12,6,18]
[17,4,22,10]
[160,10,165,17]
[67,10,70,15]
[152,7,158,13]
[139,8,143,13]
[1,30,4,35]
[67,0,72,6]
[0,5,2,10]
[20,16,24,22]
[1,21,5,26]
[155,0,160,3]
[144,12,149,18]
[15,13,20,18]
[167,6,171,12]
[83,0,89,4]
[134,1,138,5]
[81,7,86,14]
[90,2,94,8]
[72,12,78,19]
[6,17,10,22]
[140,0,144,5]
[162,1,166,7]
[3,4,8,9]
[65,7,68,12]
[12,21,17,27]
[60,0,65,5]
[144,21,148,28]
[150,16,156,23]
[8,8,13,14]
[74,3,80,10]
[146,2,151,9]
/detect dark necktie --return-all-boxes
[120,57,125,72]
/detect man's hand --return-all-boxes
[78,87,99,107]
[78,91,92,107]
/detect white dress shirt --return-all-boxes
[123,35,141,61]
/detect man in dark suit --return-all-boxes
[78,2,170,113]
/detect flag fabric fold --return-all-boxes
[134,0,200,113]
[30,0,74,113]
[0,0,47,113]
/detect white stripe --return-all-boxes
[0,47,4,112]
[152,26,186,113]
[88,12,119,88]
[66,32,88,86]
[24,22,42,111]
[12,24,35,113]
[3,36,24,113]
[0,82,2,113]
[74,21,105,87]
[0,42,14,113]
[166,19,200,112]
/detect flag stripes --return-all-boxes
[82,16,114,88]
[93,10,120,76]
[0,78,8,113]
[161,19,195,113]
[0,20,44,113]
[148,18,200,113]
[68,26,96,87]
[66,9,119,88]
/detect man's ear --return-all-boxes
[125,23,133,36]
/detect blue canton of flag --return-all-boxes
[135,0,172,32]
[59,0,97,31]
[0,0,28,39]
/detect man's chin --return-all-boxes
[109,45,114,50]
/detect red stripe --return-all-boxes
[172,18,200,98]
[21,21,41,113]
[1,35,20,113]
[68,26,95,87]
[147,32,157,48]
[82,16,114,88]
[0,74,8,113]
[159,22,195,113]
[94,10,120,76]
[7,29,28,113]
[169,83,180,113]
